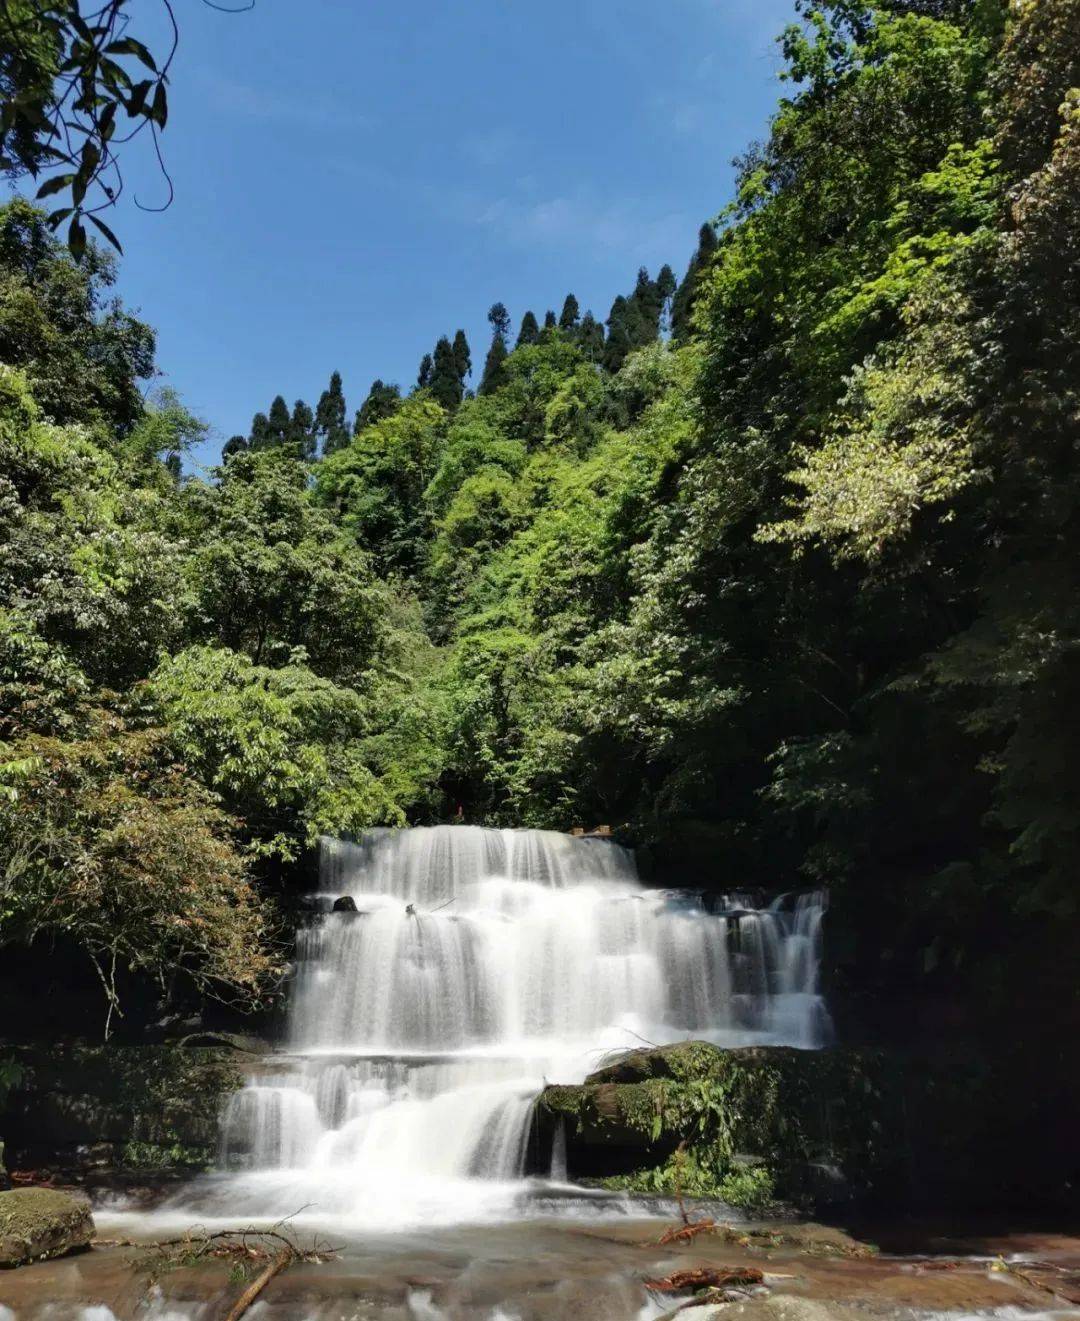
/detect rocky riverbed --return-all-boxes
[2,1205,1079,1320]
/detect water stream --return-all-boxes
[186,826,830,1228]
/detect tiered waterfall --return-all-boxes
[211,826,830,1226]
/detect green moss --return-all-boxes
[0,1045,245,1174]
[0,1188,93,1266]
[121,1140,215,1171]
[541,1043,895,1207]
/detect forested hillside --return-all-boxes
[2,0,1078,1032]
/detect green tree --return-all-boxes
[479,302,511,396]
[430,335,465,411]
[315,370,349,455]
[288,398,316,459]
[670,222,718,341]
[516,310,540,348]
[452,328,471,383]
[0,199,155,432]
[355,378,402,433]
[180,449,387,682]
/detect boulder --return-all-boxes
[0,1188,93,1267]
[332,895,358,913]
[537,1043,894,1207]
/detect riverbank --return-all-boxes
[2,1210,1079,1319]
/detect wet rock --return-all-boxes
[537,1044,895,1212]
[332,895,358,913]
[176,1031,269,1055]
[0,1045,244,1182]
[0,1187,93,1267]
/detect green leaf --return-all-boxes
[126,80,153,117]
[87,213,123,255]
[150,82,168,129]
[105,38,158,72]
[68,214,87,262]
[36,173,75,199]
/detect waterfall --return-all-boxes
[209,826,830,1227]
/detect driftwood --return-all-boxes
[656,1217,718,1246]
[223,1245,293,1321]
[644,1266,765,1293]
[95,1215,339,1320]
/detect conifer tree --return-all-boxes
[452,329,471,383]
[656,264,677,333]
[578,311,604,362]
[516,310,540,348]
[354,379,402,432]
[417,353,434,390]
[479,302,511,396]
[315,370,350,455]
[288,399,316,459]
[430,336,464,411]
[603,296,633,372]
[222,434,248,461]
[671,222,719,341]
[249,411,270,449]
[265,395,291,449]
[488,302,511,340]
[558,294,580,334]
[543,310,557,330]
[628,266,664,345]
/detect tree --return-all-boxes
[655,264,677,332]
[0,0,253,259]
[543,309,557,330]
[354,378,401,433]
[265,395,291,449]
[578,311,604,361]
[558,294,580,334]
[0,199,155,433]
[671,222,719,341]
[288,398,316,459]
[0,707,276,1034]
[430,335,465,411]
[180,449,387,683]
[452,328,471,382]
[222,434,248,461]
[516,310,540,348]
[602,296,633,372]
[249,411,270,449]
[479,302,511,396]
[315,395,446,578]
[416,352,433,390]
[315,370,349,456]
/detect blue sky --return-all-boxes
[50,0,796,468]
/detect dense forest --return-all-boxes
[1,0,1078,1037]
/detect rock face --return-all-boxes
[537,1043,886,1207]
[0,1044,247,1184]
[0,1188,93,1267]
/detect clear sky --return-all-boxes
[47,0,797,468]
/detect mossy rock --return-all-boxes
[0,1188,93,1267]
[0,1045,246,1177]
[539,1043,894,1205]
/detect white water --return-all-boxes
[195,826,830,1227]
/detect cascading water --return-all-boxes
[206,826,830,1227]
